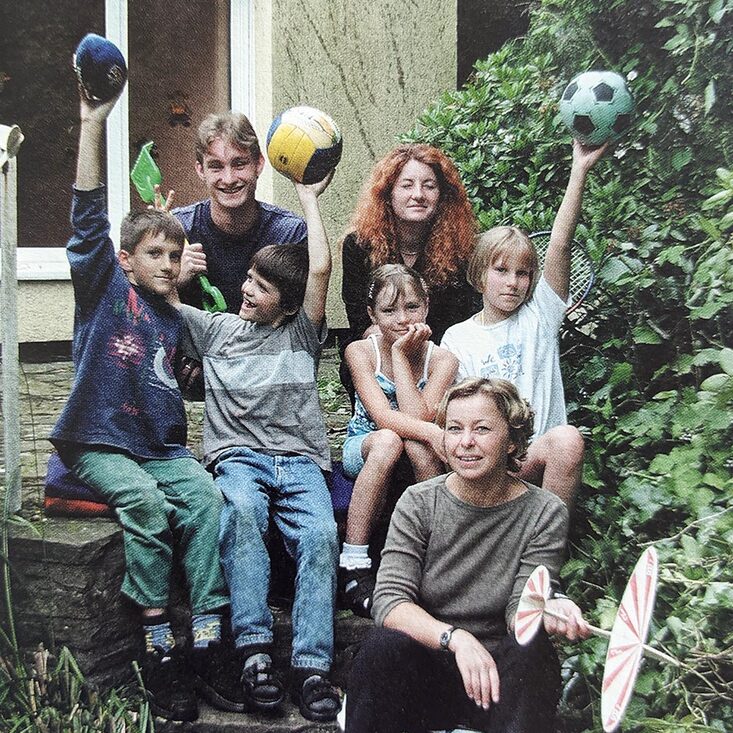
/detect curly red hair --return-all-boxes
[348,144,476,287]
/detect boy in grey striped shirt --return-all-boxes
[177,171,340,723]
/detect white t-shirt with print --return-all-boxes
[440,276,568,438]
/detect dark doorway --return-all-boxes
[457,0,531,86]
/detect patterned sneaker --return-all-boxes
[190,641,247,713]
[141,645,198,722]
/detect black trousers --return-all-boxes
[346,627,561,733]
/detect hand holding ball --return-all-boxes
[73,34,127,102]
[266,107,342,184]
[559,71,634,147]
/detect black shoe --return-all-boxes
[141,645,198,722]
[241,653,285,712]
[190,641,247,713]
[339,567,375,618]
[291,671,341,722]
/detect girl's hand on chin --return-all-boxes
[393,323,432,355]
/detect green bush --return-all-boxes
[405,0,732,729]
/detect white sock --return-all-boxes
[339,543,371,570]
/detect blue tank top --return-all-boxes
[346,334,434,438]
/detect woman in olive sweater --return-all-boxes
[345,378,590,733]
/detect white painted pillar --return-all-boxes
[231,0,255,118]
[1,152,21,515]
[105,0,130,243]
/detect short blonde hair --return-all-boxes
[436,377,534,473]
[467,226,540,302]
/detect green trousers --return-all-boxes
[68,449,229,613]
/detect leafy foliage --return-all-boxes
[404,0,732,729]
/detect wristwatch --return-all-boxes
[439,625,457,652]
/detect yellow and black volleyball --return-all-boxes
[266,106,343,184]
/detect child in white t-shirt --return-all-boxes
[440,140,607,504]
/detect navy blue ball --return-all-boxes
[73,34,127,102]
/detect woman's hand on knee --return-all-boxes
[544,598,591,641]
[450,629,500,710]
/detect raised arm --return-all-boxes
[543,140,608,301]
[66,88,124,308]
[75,92,121,191]
[297,172,333,325]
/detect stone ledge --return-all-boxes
[9,518,140,688]
[8,517,372,691]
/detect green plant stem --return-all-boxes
[1,498,19,654]
[642,506,732,546]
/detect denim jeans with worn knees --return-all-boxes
[213,447,338,672]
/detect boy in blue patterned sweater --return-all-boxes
[50,84,242,722]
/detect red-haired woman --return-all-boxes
[340,144,480,392]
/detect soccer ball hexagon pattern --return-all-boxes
[559,71,634,147]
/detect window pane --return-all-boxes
[127,0,230,211]
[0,0,105,246]
[0,0,230,246]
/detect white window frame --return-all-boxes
[13,0,253,281]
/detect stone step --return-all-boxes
[155,701,340,733]
[9,517,373,691]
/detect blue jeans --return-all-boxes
[213,447,338,672]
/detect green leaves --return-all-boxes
[719,347,733,375]
[704,79,716,114]
[671,148,693,171]
[407,0,732,727]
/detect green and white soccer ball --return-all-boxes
[559,70,634,146]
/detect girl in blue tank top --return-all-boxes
[339,264,458,617]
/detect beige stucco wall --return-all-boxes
[13,0,456,342]
[16,282,75,343]
[265,0,457,328]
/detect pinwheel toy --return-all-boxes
[514,547,680,732]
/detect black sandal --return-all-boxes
[339,567,376,618]
[291,672,341,722]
